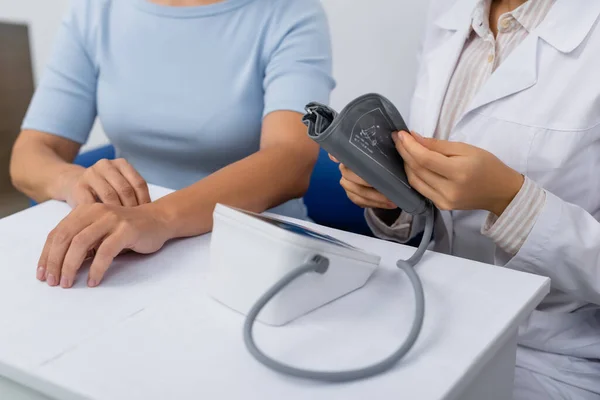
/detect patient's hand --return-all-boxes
[60,158,151,208]
[36,202,170,288]
[329,154,397,210]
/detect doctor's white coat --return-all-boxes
[408,0,600,397]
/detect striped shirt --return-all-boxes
[455,0,554,255]
[367,0,554,255]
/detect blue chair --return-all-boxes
[73,145,116,168]
[304,149,372,236]
[42,145,372,235]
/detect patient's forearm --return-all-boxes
[149,145,316,239]
[10,134,82,202]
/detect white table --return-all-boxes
[0,186,550,400]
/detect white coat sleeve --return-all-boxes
[505,190,600,306]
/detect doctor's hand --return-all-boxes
[393,131,524,216]
[58,158,151,208]
[329,154,397,210]
[37,203,171,288]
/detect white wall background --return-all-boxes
[0,0,431,151]
[323,0,430,114]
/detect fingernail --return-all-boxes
[36,267,46,281]
[88,279,98,288]
[47,274,57,286]
[391,132,400,143]
[60,276,71,289]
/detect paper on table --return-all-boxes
[0,185,191,370]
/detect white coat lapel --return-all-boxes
[421,0,476,138]
[464,33,539,115]
[422,26,472,138]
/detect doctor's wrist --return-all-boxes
[488,171,525,217]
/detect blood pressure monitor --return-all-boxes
[207,204,380,326]
[207,94,434,382]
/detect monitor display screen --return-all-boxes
[238,210,358,250]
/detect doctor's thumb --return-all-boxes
[410,132,448,153]
[411,131,432,145]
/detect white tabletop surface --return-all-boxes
[0,186,550,400]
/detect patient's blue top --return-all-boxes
[23,0,334,219]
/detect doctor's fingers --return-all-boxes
[396,138,450,187]
[411,131,468,157]
[339,164,372,187]
[340,177,396,209]
[394,132,452,177]
[405,166,449,209]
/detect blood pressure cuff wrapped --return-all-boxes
[302,93,429,216]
